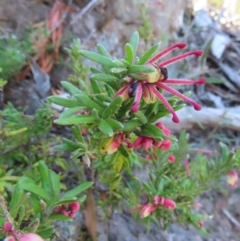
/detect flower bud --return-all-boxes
[227,170,238,188]
[168,155,175,163]
[4,222,13,233]
[162,198,176,210]
[19,233,44,241]
[140,204,156,218]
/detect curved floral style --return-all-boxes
[115,43,205,123]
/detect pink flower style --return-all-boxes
[115,43,205,123]
[129,195,176,218]
[134,122,172,151]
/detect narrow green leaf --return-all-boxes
[206,77,225,84]
[54,116,96,125]
[105,118,123,131]
[90,78,101,94]
[38,161,52,200]
[123,119,142,132]
[110,67,127,74]
[48,96,80,108]
[37,227,55,239]
[97,44,111,58]
[125,43,134,64]
[19,177,50,201]
[127,65,155,74]
[75,94,102,111]
[79,50,115,68]
[59,106,86,119]
[94,94,112,102]
[48,213,72,221]
[9,183,24,217]
[134,111,148,124]
[141,124,165,140]
[98,119,114,137]
[62,182,93,199]
[61,81,84,95]
[104,84,115,97]
[90,67,102,74]
[72,125,84,142]
[129,31,139,59]
[30,193,41,214]
[53,198,78,207]
[91,73,119,83]
[49,170,60,201]
[138,42,161,64]
[102,96,124,119]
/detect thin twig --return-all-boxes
[222,208,240,229]
[70,0,100,26]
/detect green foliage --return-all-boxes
[0,35,33,79]
[48,31,240,235]
[0,162,92,240]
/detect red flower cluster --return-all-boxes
[129,195,176,218]
[134,122,171,151]
[115,43,205,123]
[55,201,80,218]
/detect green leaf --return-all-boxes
[49,170,60,201]
[79,50,115,68]
[123,119,142,132]
[61,81,84,95]
[105,84,115,97]
[129,31,139,60]
[54,115,96,125]
[125,43,134,64]
[105,118,123,131]
[19,177,50,201]
[72,125,84,142]
[90,67,102,74]
[110,67,127,74]
[62,182,93,199]
[54,144,79,151]
[59,106,86,119]
[38,161,52,201]
[37,227,55,239]
[206,77,225,84]
[102,96,124,119]
[91,73,119,83]
[53,198,78,207]
[9,183,24,217]
[48,213,72,222]
[98,119,114,137]
[134,111,148,124]
[30,193,42,214]
[97,44,111,58]
[90,78,101,94]
[0,80,7,88]
[94,94,112,102]
[48,96,80,108]
[127,65,155,74]
[141,124,165,140]
[138,42,161,64]
[75,94,102,111]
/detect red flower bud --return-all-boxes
[19,233,44,241]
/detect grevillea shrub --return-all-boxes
[1,31,240,240]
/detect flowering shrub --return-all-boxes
[1,31,240,240]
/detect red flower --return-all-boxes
[129,203,156,218]
[168,155,175,163]
[115,43,205,123]
[55,201,80,218]
[227,170,238,188]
